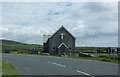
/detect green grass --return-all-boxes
[86,53,119,63]
[2,60,20,75]
[0,60,2,76]
[67,55,119,64]
[87,53,116,56]
[2,44,42,54]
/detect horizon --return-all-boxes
[1,39,118,48]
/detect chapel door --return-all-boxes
[58,45,66,55]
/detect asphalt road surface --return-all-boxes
[2,54,119,76]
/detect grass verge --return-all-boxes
[72,56,119,63]
[0,60,2,76]
[2,60,20,75]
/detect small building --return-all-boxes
[43,26,75,56]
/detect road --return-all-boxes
[2,54,119,76]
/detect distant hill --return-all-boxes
[0,39,26,45]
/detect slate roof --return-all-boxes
[49,25,75,39]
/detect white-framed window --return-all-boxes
[60,33,65,39]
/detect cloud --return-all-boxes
[1,2,118,47]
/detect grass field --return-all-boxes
[87,53,115,56]
[68,56,119,64]
[2,60,20,75]
[2,44,42,54]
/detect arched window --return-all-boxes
[52,40,56,50]
[68,40,72,49]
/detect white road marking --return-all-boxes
[48,61,95,77]
[76,70,95,77]
[48,62,66,67]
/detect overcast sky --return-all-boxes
[1,2,118,47]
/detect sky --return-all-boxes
[1,2,118,47]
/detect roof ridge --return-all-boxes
[49,25,75,39]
